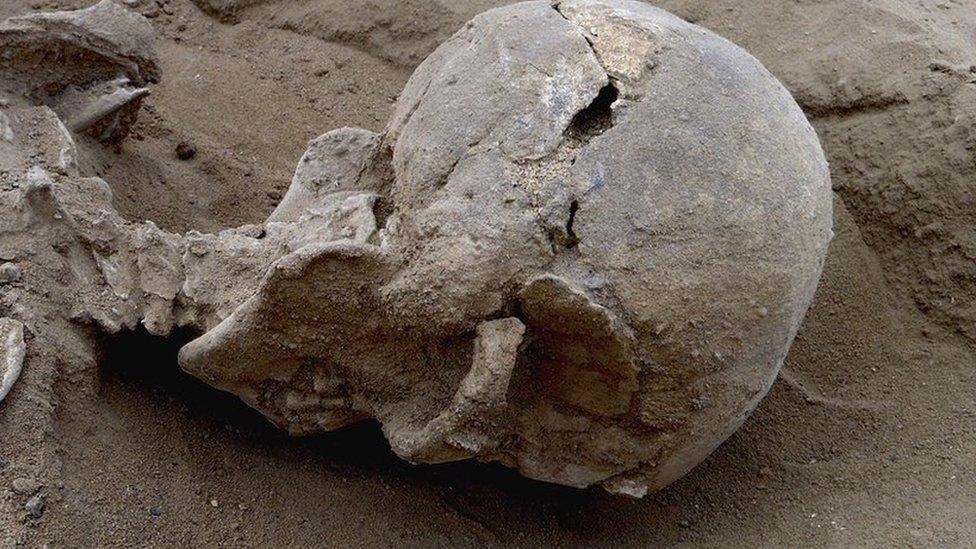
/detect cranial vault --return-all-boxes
[0,0,832,496]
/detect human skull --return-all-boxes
[177,0,833,495]
[0,0,830,496]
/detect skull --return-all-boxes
[177,0,832,495]
[0,0,831,496]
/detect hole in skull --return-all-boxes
[566,83,618,142]
[372,195,395,231]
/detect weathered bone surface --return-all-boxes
[0,0,832,496]
[0,318,25,405]
[0,0,159,142]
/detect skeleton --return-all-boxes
[0,0,832,496]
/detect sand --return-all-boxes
[0,0,974,546]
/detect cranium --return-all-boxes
[1,0,831,496]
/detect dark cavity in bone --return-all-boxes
[566,83,618,145]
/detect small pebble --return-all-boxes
[175,142,196,161]
[149,506,163,517]
[11,477,38,495]
[210,499,218,508]
[0,262,21,284]
[25,494,44,518]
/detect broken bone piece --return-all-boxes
[0,0,160,88]
[55,78,150,141]
[0,0,159,142]
[268,128,389,224]
[1,106,79,178]
[0,318,26,405]
[0,110,12,143]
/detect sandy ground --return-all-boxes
[1,0,974,546]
